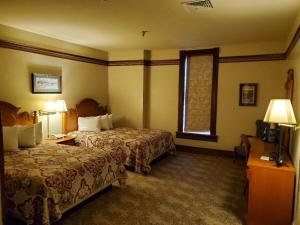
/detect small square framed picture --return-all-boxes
[239,83,257,106]
[32,73,62,94]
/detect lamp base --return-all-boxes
[275,157,284,167]
[269,151,284,167]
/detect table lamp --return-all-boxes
[40,100,67,138]
[40,101,56,138]
[55,100,67,113]
[263,99,297,166]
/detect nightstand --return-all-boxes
[246,137,295,225]
[43,136,76,146]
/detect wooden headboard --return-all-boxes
[62,98,108,133]
[0,101,37,126]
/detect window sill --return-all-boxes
[176,132,218,142]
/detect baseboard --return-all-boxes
[176,144,234,158]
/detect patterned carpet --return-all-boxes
[8,152,246,225]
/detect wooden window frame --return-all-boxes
[176,48,219,142]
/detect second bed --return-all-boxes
[64,99,176,174]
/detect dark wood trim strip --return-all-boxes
[109,53,287,66]
[285,25,300,58]
[177,51,185,133]
[108,60,146,66]
[211,48,219,135]
[219,53,285,63]
[109,59,180,66]
[0,39,108,66]
[149,59,180,66]
[176,145,234,158]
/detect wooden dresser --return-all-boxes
[247,138,295,225]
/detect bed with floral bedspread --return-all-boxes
[74,127,176,174]
[4,143,127,225]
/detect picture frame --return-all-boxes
[32,73,62,94]
[239,83,257,106]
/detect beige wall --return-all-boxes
[0,47,108,112]
[108,50,147,128]
[147,59,286,151]
[150,40,286,60]
[108,65,145,128]
[146,65,179,132]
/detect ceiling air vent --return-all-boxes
[182,0,214,9]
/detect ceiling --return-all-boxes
[0,0,299,51]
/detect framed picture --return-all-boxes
[32,73,62,94]
[239,83,257,106]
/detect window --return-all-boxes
[176,48,219,142]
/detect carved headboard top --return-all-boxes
[0,101,36,126]
[63,98,108,133]
[76,98,107,117]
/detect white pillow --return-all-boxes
[17,124,36,147]
[100,114,110,130]
[3,127,19,151]
[78,116,101,132]
[108,114,113,129]
[35,122,43,144]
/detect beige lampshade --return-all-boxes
[55,100,67,112]
[43,101,56,113]
[263,99,297,125]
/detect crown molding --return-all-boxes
[0,39,108,66]
[0,25,299,66]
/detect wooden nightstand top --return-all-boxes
[43,136,76,145]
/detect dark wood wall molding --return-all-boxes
[108,60,146,66]
[150,59,180,66]
[176,145,234,158]
[108,59,180,66]
[0,39,108,66]
[219,53,285,63]
[285,25,300,58]
[0,25,299,66]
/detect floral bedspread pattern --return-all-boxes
[4,143,127,225]
[74,128,176,174]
